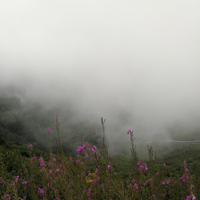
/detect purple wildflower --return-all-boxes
[93,145,97,150]
[137,161,141,166]
[107,165,111,169]
[76,160,80,164]
[38,188,45,196]
[27,144,33,149]
[3,194,11,200]
[76,146,83,153]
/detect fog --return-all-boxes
[0,1,200,153]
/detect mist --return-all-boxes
[1,1,200,154]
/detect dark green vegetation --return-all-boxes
[0,96,102,158]
[0,95,200,199]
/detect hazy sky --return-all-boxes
[1,1,200,145]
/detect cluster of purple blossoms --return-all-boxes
[181,165,190,184]
[15,176,19,181]
[38,188,45,196]
[83,154,89,159]
[30,156,38,166]
[39,158,46,167]
[186,195,196,200]
[93,177,100,183]
[76,144,97,154]
[107,165,111,169]
[86,188,92,198]
[134,183,138,189]
[3,194,11,200]
[137,161,148,171]
[27,144,33,149]
[146,178,152,183]
[162,179,177,185]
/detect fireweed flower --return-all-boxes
[38,188,45,196]
[152,195,156,199]
[83,154,88,159]
[163,163,166,166]
[144,163,148,170]
[134,183,138,189]
[146,179,152,183]
[189,185,194,189]
[39,158,46,167]
[15,176,19,181]
[114,153,117,155]
[137,161,141,166]
[186,196,192,200]
[27,144,33,149]
[107,165,111,169]
[47,129,52,133]
[93,145,97,150]
[3,194,11,200]
[127,130,131,134]
[139,166,144,170]
[76,146,83,153]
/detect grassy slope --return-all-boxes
[0,96,200,184]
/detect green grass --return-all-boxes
[0,117,200,199]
